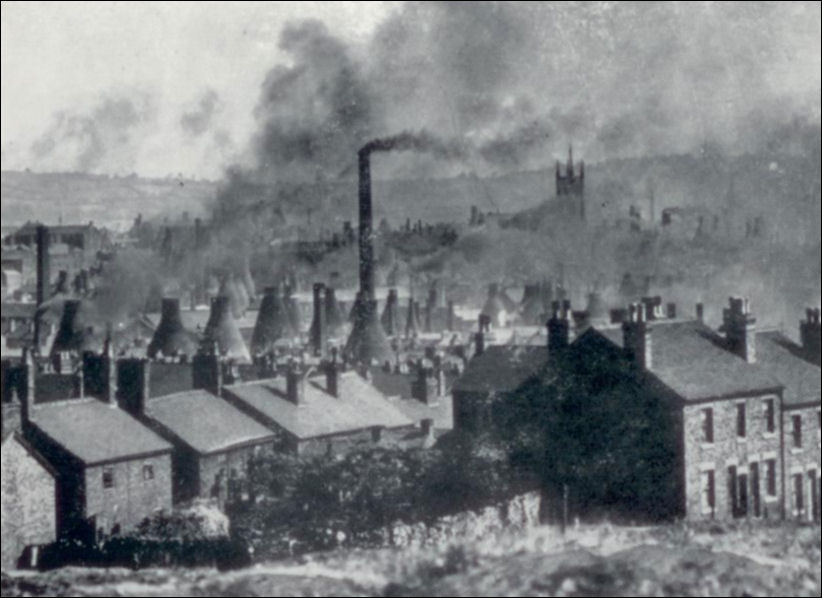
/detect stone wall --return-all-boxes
[683,393,783,520]
[382,491,541,548]
[783,404,821,521]
[1,434,56,569]
[84,453,173,535]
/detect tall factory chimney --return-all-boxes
[34,224,50,347]
[344,148,393,366]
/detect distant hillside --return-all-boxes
[0,171,217,231]
[4,146,819,240]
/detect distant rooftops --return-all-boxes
[145,389,275,455]
[224,371,413,440]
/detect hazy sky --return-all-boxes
[2,1,819,179]
[1,1,398,177]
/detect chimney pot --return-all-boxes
[286,361,305,405]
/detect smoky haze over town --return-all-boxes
[1,2,820,596]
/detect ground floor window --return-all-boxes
[701,469,715,517]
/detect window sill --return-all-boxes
[790,447,804,454]
[736,437,747,443]
[701,442,714,449]
[762,432,776,439]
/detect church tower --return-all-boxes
[555,144,585,221]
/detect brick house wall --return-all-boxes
[783,404,821,521]
[82,453,172,535]
[1,435,56,569]
[682,393,783,521]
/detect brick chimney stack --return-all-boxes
[286,361,305,405]
[800,307,821,365]
[547,301,571,353]
[622,302,653,369]
[192,341,222,395]
[117,358,151,416]
[325,348,339,398]
[722,297,756,363]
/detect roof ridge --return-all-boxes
[31,396,100,410]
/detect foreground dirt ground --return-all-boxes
[2,522,819,597]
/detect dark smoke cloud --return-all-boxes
[361,130,469,159]
[249,19,377,182]
[180,88,222,137]
[30,93,154,173]
[228,1,818,188]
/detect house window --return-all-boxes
[102,467,115,489]
[792,415,803,448]
[143,464,154,481]
[764,398,775,434]
[701,470,715,517]
[750,462,761,517]
[737,472,749,517]
[736,403,746,438]
[727,465,738,516]
[794,473,805,516]
[766,459,777,497]
[701,408,714,443]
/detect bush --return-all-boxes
[233,440,534,559]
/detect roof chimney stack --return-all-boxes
[286,361,305,405]
[722,297,756,363]
[117,358,151,416]
[192,342,222,395]
[800,307,821,365]
[547,301,571,353]
[622,302,653,369]
[325,348,339,397]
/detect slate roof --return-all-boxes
[224,371,413,440]
[30,399,172,465]
[145,390,275,454]
[452,345,548,394]
[755,331,821,407]
[591,320,782,401]
[368,367,455,430]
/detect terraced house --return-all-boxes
[454,298,821,522]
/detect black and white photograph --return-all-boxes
[1,1,820,596]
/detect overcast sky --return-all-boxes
[1,1,397,177]
[2,1,819,180]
